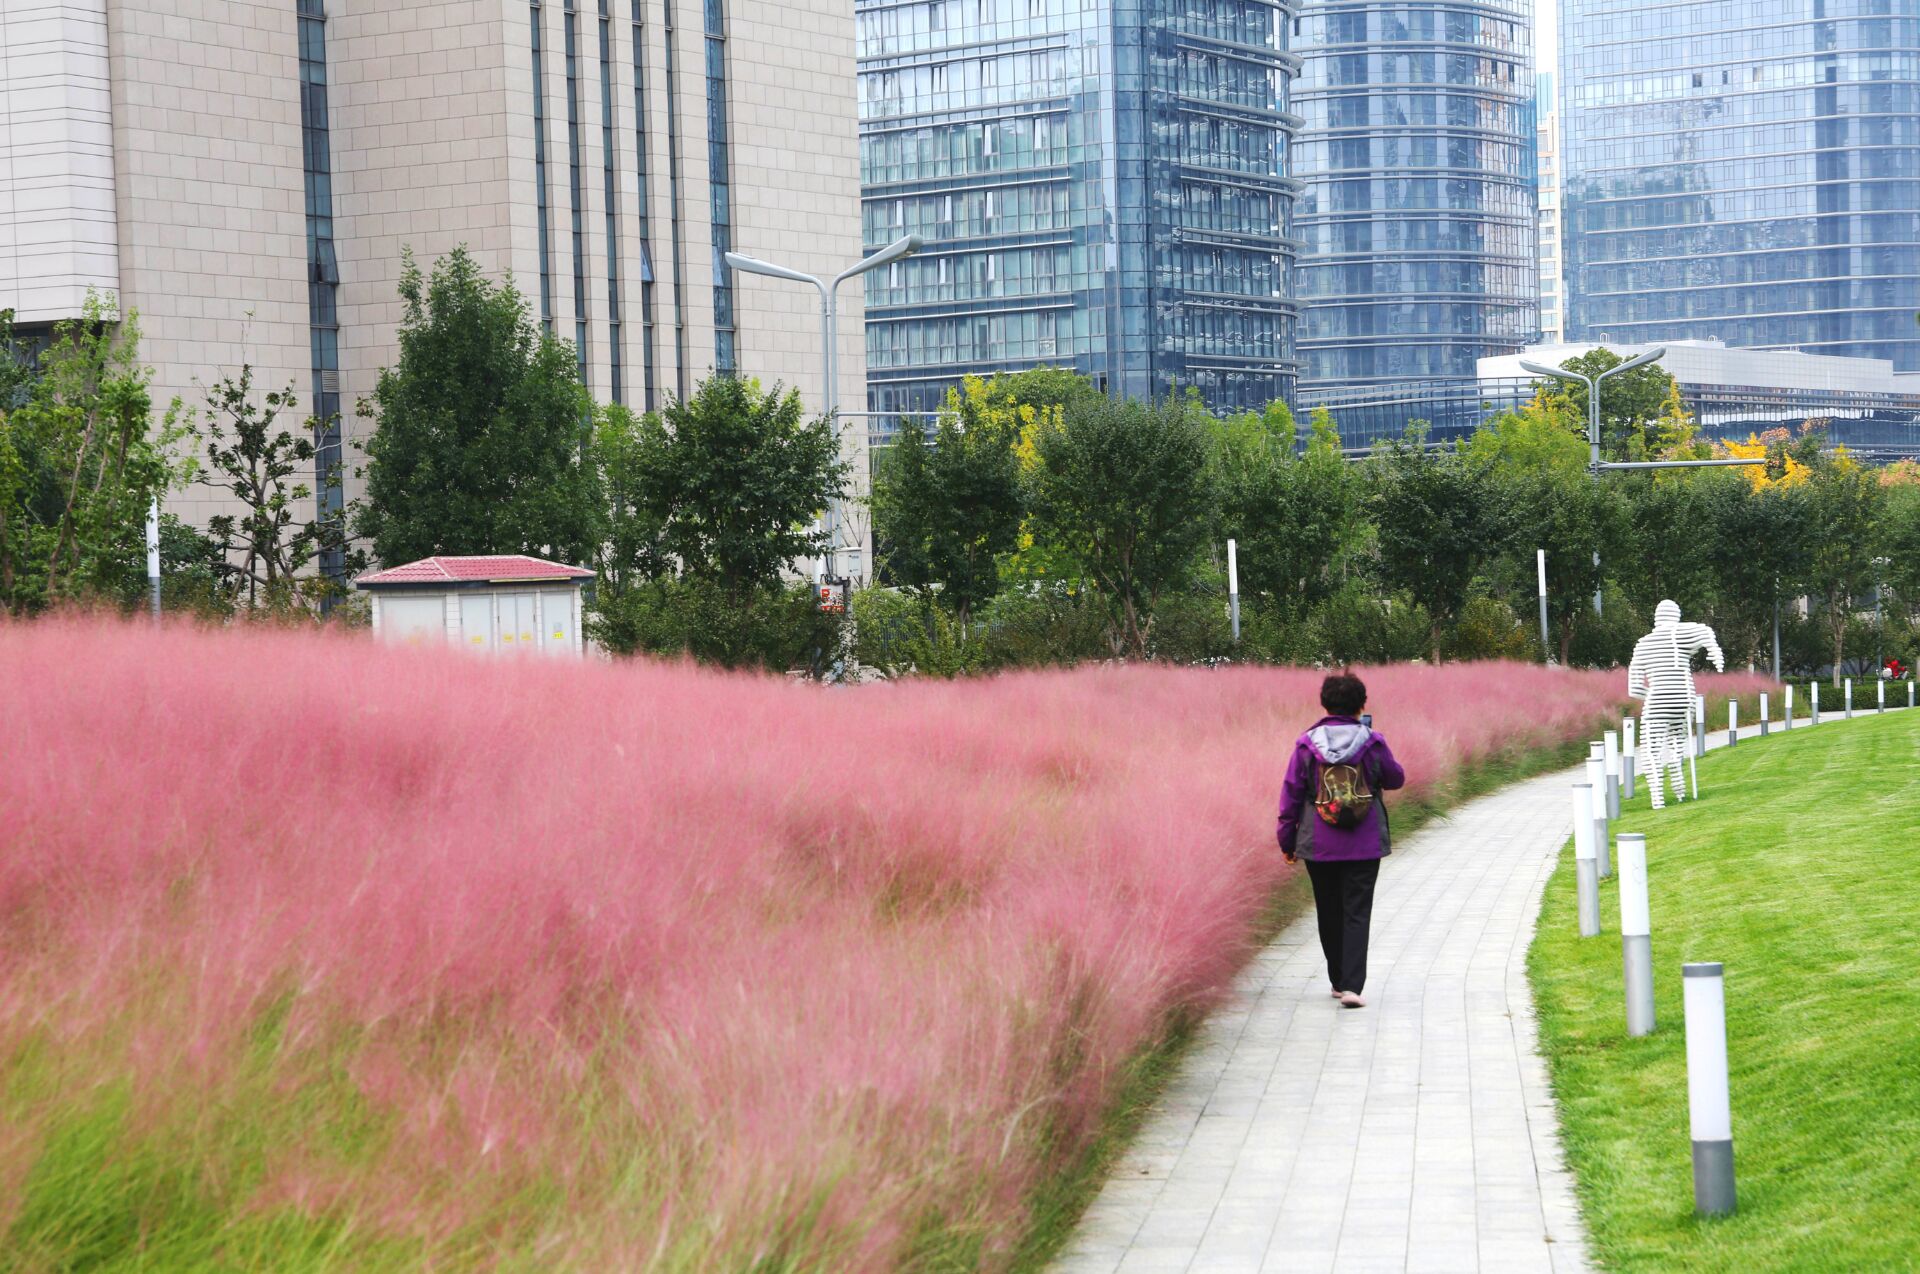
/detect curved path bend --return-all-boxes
[1053,764,1593,1274]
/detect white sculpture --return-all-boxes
[1627,600,1725,809]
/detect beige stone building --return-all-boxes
[1,0,867,573]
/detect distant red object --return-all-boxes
[356,555,594,586]
[1886,658,1908,681]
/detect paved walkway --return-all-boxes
[1052,766,1591,1274]
[1053,707,1870,1274]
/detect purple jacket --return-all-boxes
[1276,716,1407,862]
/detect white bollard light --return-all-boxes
[1623,717,1638,800]
[1910,680,1915,710]
[1785,683,1794,730]
[1878,677,1885,714]
[1812,681,1821,726]
[1683,962,1737,1217]
[1760,692,1770,738]
[1587,744,1612,879]
[1573,784,1600,937]
[1603,730,1622,819]
[1695,694,1708,757]
[1727,699,1738,749]
[1846,678,1854,719]
[1618,834,1654,1037]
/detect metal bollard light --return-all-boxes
[1683,963,1737,1217]
[1878,678,1885,714]
[1760,692,1770,737]
[1573,784,1601,937]
[1623,718,1638,801]
[1695,694,1708,757]
[1813,681,1821,726]
[1785,683,1794,730]
[1846,678,1854,720]
[1727,699,1738,749]
[1603,730,1622,819]
[1586,745,1612,879]
[1618,834,1654,1037]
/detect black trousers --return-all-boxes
[1304,857,1381,994]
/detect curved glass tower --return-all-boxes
[858,0,1302,423]
[1561,0,1920,369]
[1292,0,1537,397]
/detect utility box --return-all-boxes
[355,555,593,656]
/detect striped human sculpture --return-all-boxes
[1627,600,1725,809]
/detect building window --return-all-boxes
[531,1,554,329]
[631,0,658,408]
[297,0,344,582]
[598,0,622,402]
[564,0,590,387]
[706,0,736,373]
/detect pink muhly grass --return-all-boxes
[0,621,1629,1266]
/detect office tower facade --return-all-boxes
[856,0,1302,424]
[1536,71,1562,343]
[1561,0,1920,369]
[2,0,865,561]
[1292,0,1537,395]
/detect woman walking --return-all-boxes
[1276,673,1406,1008]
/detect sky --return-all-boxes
[1536,0,1557,82]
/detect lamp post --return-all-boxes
[724,234,924,581]
[1519,347,1668,617]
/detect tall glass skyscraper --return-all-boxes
[1292,0,1537,396]
[857,0,1301,422]
[1561,0,1920,368]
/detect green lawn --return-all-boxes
[1529,708,1920,1273]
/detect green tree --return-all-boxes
[871,377,1026,632]
[1528,347,1692,461]
[637,373,847,600]
[356,247,601,566]
[592,400,669,598]
[177,364,358,610]
[0,293,178,612]
[1613,474,1719,618]
[1804,454,1887,683]
[1701,476,1814,672]
[1211,403,1361,615]
[1368,425,1500,663]
[1028,394,1212,658]
[1503,465,1621,664]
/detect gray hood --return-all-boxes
[1307,722,1373,765]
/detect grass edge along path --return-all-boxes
[1527,709,1920,1273]
[1009,730,1615,1272]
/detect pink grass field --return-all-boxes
[2,619,1634,1268]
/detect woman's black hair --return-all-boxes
[1320,672,1367,717]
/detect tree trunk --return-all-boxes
[1431,617,1445,666]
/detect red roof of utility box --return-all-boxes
[356,555,595,587]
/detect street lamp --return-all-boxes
[725,234,924,580]
[1520,346,1667,476]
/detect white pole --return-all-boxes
[1759,692,1769,737]
[1878,677,1885,714]
[1227,538,1241,644]
[1573,783,1600,937]
[1683,962,1737,1216]
[1910,680,1915,710]
[1846,678,1853,720]
[1618,833,1653,1036]
[1687,699,1700,799]
[1622,717,1638,801]
[1813,680,1821,726]
[1587,744,1612,879]
[1603,730,1622,818]
[1537,548,1552,662]
[146,497,161,620]
[1784,683,1793,730]
[1727,699,1737,749]
[1695,693,1707,757]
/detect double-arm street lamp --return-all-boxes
[724,234,924,581]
